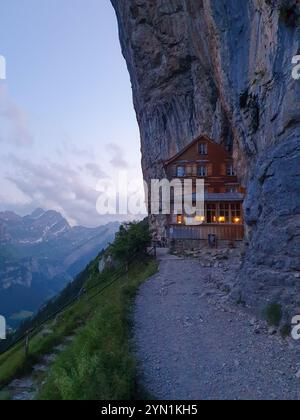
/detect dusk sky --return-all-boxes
[0,0,144,226]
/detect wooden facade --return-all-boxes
[168,224,245,242]
[164,135,245,242]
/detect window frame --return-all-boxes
[231,203,242,224]
[198,142,208,155]
[219,203,230,224]
[227,164,236,177]
[226,186,238,193]
[206,203,217,224]
[198,165,208,177]
[176,166,186,177]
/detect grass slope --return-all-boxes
[0,256,156,400]
[38,258,156,400]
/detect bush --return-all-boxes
[264,303,283,327]
[280,323,291,339]
[236,294,246,307]
[110,220,151,264]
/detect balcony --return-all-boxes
[168,224,244,241]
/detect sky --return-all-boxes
[0,0,145,227]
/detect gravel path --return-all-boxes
[134,250,300,400]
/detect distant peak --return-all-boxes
[30,208,45,218]
[0,210,21,222]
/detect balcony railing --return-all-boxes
[168,224,244,241]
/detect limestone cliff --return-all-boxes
[111,0,300,315]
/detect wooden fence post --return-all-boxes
[24,332,29,358]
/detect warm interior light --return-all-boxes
[218,216,226,223]
[177,215,184,224]
[234,217,241,224]
[195,216,205,223]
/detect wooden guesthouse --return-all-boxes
[164,135,245,243]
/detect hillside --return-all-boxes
[0,220,156,400]
[0,209,119,327]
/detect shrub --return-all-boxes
[264,303,283,327]
[110,219,151,265]
[236,294,246,307]
[280,323,291,339]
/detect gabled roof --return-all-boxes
[164,135,229,166]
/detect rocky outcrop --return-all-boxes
[111,0,300,316]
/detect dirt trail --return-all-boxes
[1,337,74,400]
[134,249,300,400]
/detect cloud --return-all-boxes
[85,162,108,179]
[106,142,129,169]
[4,155,145,227]
[57,134,95,159]
[5,156,105,227]
[0,86,33,146]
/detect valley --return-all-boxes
[0,209,119,327]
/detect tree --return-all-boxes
[110,220,151,265]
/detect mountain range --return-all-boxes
[0,208,119,327]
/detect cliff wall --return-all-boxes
[111,0,300,316]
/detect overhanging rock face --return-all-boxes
[111,0,300,315]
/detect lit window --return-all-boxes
[199,143,208,155]
[206,204,216,224]
[198,166,207,177]
[231,203,242,224]
[176,166,185,177]
[219,204,229,223]
[177,215,184,224]
[195,215,206,224]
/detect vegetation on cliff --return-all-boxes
[0,220,156,400]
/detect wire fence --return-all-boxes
[0,246,156,358]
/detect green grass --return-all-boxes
[0,282,99,389]
[37,259,157,400]
[0,256,156,399]
[0,390,11,401]
[0,221,155,400]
